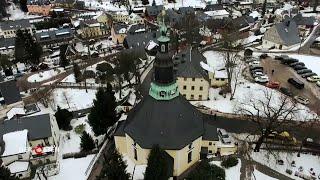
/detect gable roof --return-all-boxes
[0,80,22,105]
[274,20,300,46]
[292,13,316,26]
[145,5,164,16]
[0,114,52,141]
[0,19,31,31]
[0,38,15,50]
[205,4,224,11]
[35,28,74,44]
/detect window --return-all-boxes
[209,142,212,145]
[188,143,192,149]
[133,142,138,160]
[183,85,187,90]
[190,95,194,100]
[200,86,203,91]
[183,94,186,97]
[184,77,187,81]
[188,151,192,163]
[199,95,202,100]
[161,44,165,52]
[191,86,195,90]
[192,78,195,81]
[18,155,23,159]
[209,150,212,154]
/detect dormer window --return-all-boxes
[161,44,165,52]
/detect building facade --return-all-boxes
[0,20,33,38]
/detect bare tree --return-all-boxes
[236,89,302,152]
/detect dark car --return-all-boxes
[275,55,289,60]
[289,62,305,67]
[288,78,304,89]
[293,65,307,71]
[281,58,299,65]
[249,65,264,71]
[297,69,312,74]
[280,87,293,96]
[260,54,269,59]
[301,72,317,78]
[251,68,263,74]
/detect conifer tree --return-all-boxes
[144,145,169,180]
[142,0,149,5]
[97,150,130,180]
[54,106,73,130]
[60,44,69,68]
[187,160,225,180]
[80,131,95,151]
[73,63,82,83]
[19,0,28,12]
[88,84,116,136]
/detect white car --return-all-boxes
[307,75,320,82]
[317,81,320,87]
[252,71,264,78]
[294,96,310,105]
[249,61,260,66]
[255,75,269,83]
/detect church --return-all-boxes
[114,23,237,178]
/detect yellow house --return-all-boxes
[175,47,210,101]
[111,23,128,44]
[79,19,108,39]
[114,24,236,178]
[209,70,228,87]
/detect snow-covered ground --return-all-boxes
[210,158,242,180]
[123,155,147,180]
[51,88,97,111]
[84,0,127,11]
[195,51,317,121]
[252,168,278,180]
[28,68,64,83]
[252,150,320,180]
[48,154,95,180]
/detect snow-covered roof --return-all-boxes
[2,130,29,157]
[6,107,26,120]
[200,61,214,72]
[146,40,158,50]
[118,27,127,34]
[204,10,229,17]
[214,70,228,79]
[7,161,29,173]
[249,11,261,19]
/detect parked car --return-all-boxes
[293,65,307,71]
[288,78,304,89]
[255,75,269,83]
[301,72,317,78]
[251,69,263,74]
[260,53,269,59]
[249,61,260,66]
[281,58,299,65]
[280,87,293,96]
[297,69,312,74]
[307,75,320,82]
[294,96,310,105]
[218,129,232,144]
[289,62,305,67]
[316,81,320,87]
[266,81,280,89]
[250,65,264,71]
[275,55,289,60]
[252,71,264,78]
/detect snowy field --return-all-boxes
[210,158,241,180]
[48,154,95,180]
[195,51,317,121]
[252,168,278,180]
[124,155,147,180]
[51,88,97,111]
[252,150,320,180]
[28,68,64,83]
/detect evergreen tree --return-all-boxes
[187,160,225,180]
[80,131,95,151]
[60,44,69,68]
[54,106,73,130]
[88,84,116,136]
[0,54,12,69]
[144,145,170,180]
[73,63,82,83]
[261,0,267,17]
[0,165,19,180]
[142,0,149,5]
[19,0,28,12]
[97,150,130,180]
[14,30,26,63]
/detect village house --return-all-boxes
[0,37,15,55]
[209,70,228,87]
[27,0,53,16]
[111,11,129,23]
[78,19,109,39]
[35,28,74,49]
[128,13,144,24]
[54,0,75,8]
[145,5,164,21]
[0,20,33,38]
[111,23,128,44]
[114,24,237,178]
[0,113,60,178]
[0,79,23,119]
[95,12,113,27]
[175,47,210,101]
[262,19,300,50]
[123,24,156,49]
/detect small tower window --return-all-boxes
[161,44,165,52]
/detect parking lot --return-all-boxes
[260,56,320,115]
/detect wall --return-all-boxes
[201,140,219,154]
[111,27,127,44]
[1,28,33,38]
[115,136,127,154]
[177,77,209,101]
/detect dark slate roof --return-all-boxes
[205,4,224,11]
[124,95,204,150]
[178,7,194,15]
[0,38,15,49]
[27,0,51,5]
[124,31,159,49]
[146,5,164,16]
[292,13,316,26]
[24,103,40,114]
[203,122,219,141]
[0,80,21,105]
[35,28,74,44]
[232,16,253,29]
[114,120,126,136]
[166,9,183,25]
[0,114,52,141]
[0,19,31,31]
[127,24,146,34]
[275,20,300,46]
[113,23,128,34]
[175,47,208,79]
